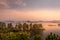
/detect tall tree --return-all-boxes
[30,23,33,30]
[7,23,13,28]
[2,22,6,29]
[15,23,23,31]
[30,24,44,36]
[23,23,29,31]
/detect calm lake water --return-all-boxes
[42,23,60,40]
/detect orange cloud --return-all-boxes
[0,8,60,21]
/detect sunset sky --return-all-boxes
[0,0,60,21]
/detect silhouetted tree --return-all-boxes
[45,32,60,40]
[7,23,13,28]
[31,24,43,36]
[30,23,33,30]
[16,23,23,31]
[2,22,6,29]
[23,23,29,31]
[0,22,6,29]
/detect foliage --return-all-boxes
[0,22,44,40]
[34,34,41,40]
[23,23,29,31]
[30,24,43,36]
[45,32,60,40]
[7,23,13,28]
[15,23,23,31]
[5,32,30,40]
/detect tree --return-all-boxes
[7,23,13,28]
[45,32,60,40]
[15,23,23,31]
[38,24,43,28]
[7,23,15,32]
[30,23,33,30]
[0,22,6,29]
[0,22,6,33]
[23,23,29,31]
[31,24,43,36]
[2,22,6,29]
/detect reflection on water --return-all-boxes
[42,23,60,39]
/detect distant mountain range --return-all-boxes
[0,20,60,23]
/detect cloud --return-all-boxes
[0,2,9,9]
[0,0,27,9]
[15,0,27,6]
[0,0,9,9]
[0,0,60,9]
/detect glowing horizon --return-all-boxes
[0,0,60,21]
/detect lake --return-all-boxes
[42,23,60,40]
